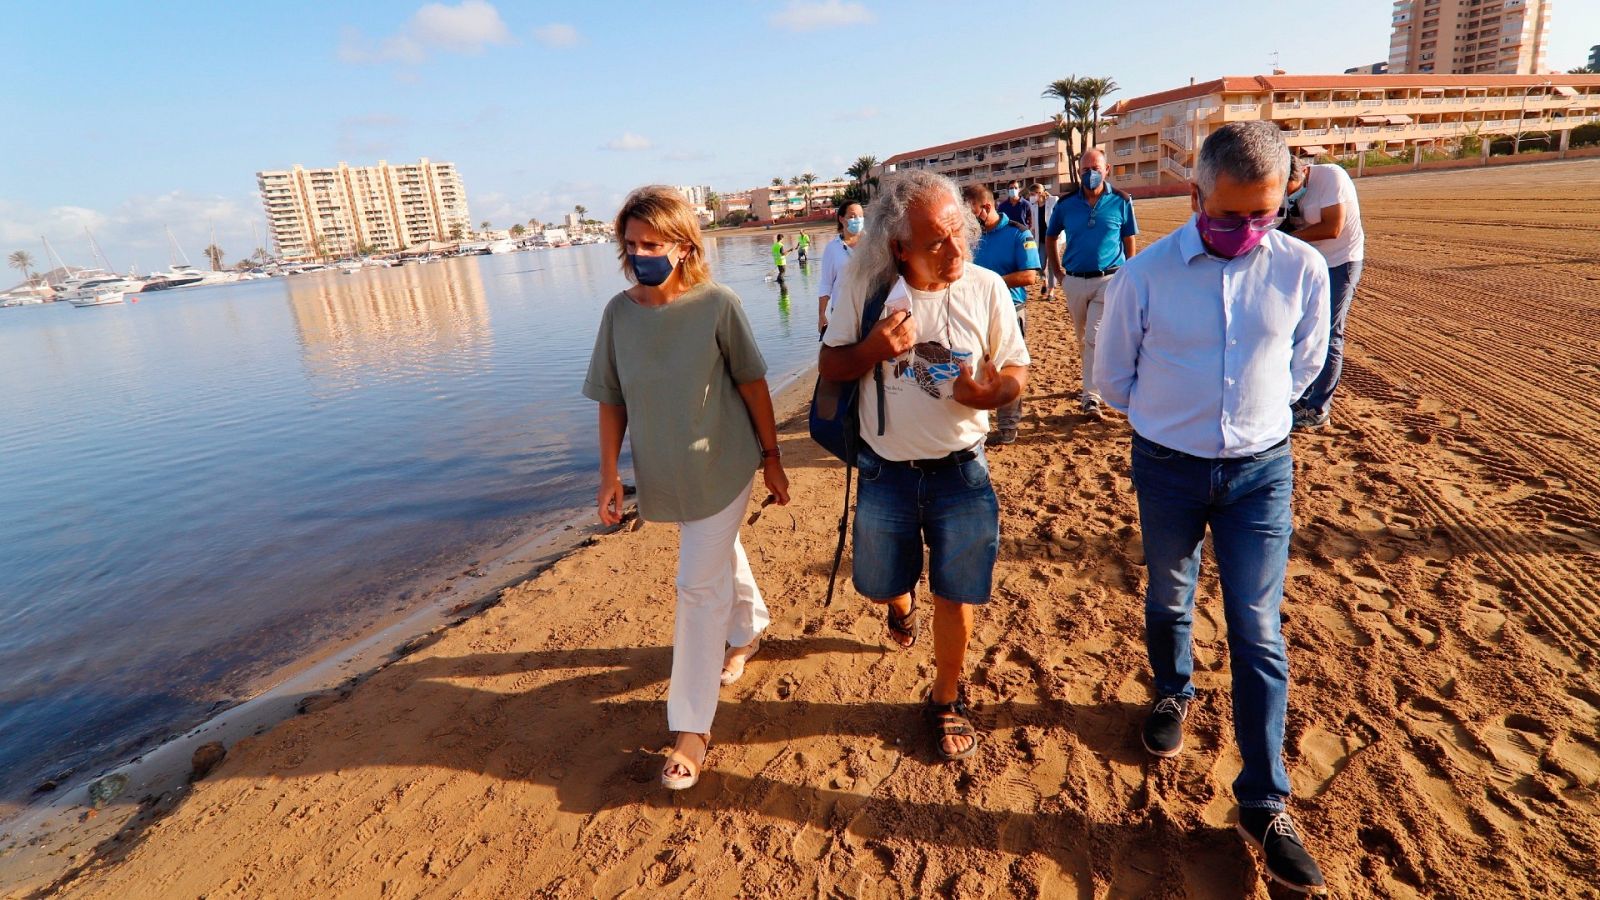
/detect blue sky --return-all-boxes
[4,0,1597,272]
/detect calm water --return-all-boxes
[0,238,823,805]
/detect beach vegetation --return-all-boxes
[1570,122,1600,148]
[846,156,878,201]
[510,224,525,237]
[1042,74,1118,185]
[203,243,225,271]
[8,250,34,282]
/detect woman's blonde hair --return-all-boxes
[614,185,711,288]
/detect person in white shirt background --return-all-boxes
[1282,155,1365,431]
[1094,120,1330,895]
[816,199,864,336]
[1029,183,1057,300]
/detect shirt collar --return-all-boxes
[985,212,1009,233]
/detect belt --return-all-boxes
[882,447,980,471]
[1136,434,1287,462]
[1064,267,1119,278]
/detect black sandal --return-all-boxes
[926,695,981,761]
[885,597,919,649]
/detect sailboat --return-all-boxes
[53,228,147,300]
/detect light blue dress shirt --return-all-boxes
[1093,216,1331,459]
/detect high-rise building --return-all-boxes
[1389,0,1552,75]
[1345,62,1391,75]
[1589,44,1599,70]
[257,158,470,261]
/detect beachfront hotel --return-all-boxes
[1388,0,1551,75]
[257,158,471,261]
[879,122,1075,196]
[1099,73,1600,189]
[749,180,853,221]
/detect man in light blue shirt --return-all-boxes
[1093,121,1330,895]
[1047,148,1138,419]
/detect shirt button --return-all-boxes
[1227,378,1236,385]
[1230,339,1237,345]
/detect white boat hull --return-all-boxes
[70,291,125,308]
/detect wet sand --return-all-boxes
[3,160,1599,899]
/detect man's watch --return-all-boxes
[760,447,782,460]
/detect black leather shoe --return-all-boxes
[1236,809,1327,894]
[1141,695,1189,758]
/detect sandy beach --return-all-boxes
[3,159,1598,899]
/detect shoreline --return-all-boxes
[0,367,819,889]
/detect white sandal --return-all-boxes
[661,732,710,790]
[719,636,762,686]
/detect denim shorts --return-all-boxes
[852,444,1000,605]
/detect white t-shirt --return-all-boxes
[817,235,854,321]
[822,265,1030,460]
[1293,163,1364,266]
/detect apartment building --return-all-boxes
[880,122,1071,197]
[1099,72,1600,189]
[1389,0,1552,75]
[257,158,471,261]
[749,180,852,221]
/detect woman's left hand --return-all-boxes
[763,460,790,505]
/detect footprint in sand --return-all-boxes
[1291,724,1370,798]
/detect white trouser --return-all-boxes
[1061,274,1111,401]
[668,488,769,734]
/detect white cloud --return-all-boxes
[770,0,874,32]
[339,1,513,65]
[532,23,579,48]
[411,0,512,52]
[602,133,653,152]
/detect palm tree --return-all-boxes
[846,155,878,201]
[203,243,225,271]
[1075,76,1120,148]
[771,177,785,187]
[527,217,542,231]
[1568,65,1596,75]
[510,224,525,237]
[574,204,587,221]
[8,250,34,282]
[798,172,818,213]
[705,191,720,217]
[449,224,465,242]
[1043,76,1086,182]
[479,220,491,235]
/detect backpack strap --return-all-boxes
[860,282,892,438]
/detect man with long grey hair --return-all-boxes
[819,170,1030,763]
[1094,120,1331,894]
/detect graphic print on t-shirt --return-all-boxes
[894,341,963,398]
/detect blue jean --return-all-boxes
[852,444,999,605]
[1296,259,1362,418]
[1130,432,1295,810]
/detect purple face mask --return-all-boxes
[1196,201,1282,259]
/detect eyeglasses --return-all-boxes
[1196,192,1284,232]
[1202,212,1284,233]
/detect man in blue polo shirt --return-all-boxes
[1047,148,1138,420]
[963,184,1040,445]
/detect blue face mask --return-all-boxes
[1082,169,1105,191]
[845,217,864,235]
[1007,188,1020,200]
[629,251,676,287]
